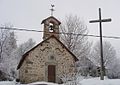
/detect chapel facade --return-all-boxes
[17,16,78,84]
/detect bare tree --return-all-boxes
[60,15,92,84]
[60,15,91,59]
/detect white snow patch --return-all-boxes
[80,77,120,85]
[1,78,120,85]
[0,81,15,85]
[27,81,63,85]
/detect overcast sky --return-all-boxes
[0,0,120,56]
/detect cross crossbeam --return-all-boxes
[89,8,112,80]
[90,18,111,23]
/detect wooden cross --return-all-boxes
[50,4,55,16]
[89,8,112,80]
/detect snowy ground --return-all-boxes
[80,78,120,85]
[0,77,120,85]
[26,81,63,85]
[0,81,15,85]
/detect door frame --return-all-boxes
[45,62,57,83]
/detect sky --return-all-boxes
[0,0,120,56]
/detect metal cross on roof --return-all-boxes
[50,4,55,16]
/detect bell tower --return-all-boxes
[41,16,61,40]
[41,4,61,40]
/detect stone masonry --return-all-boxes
[19,37,76,83]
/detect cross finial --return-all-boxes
[50,4,55,16]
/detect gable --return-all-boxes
[17,35,78,69]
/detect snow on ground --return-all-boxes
[0,78,120,85]
[0,81,15,85]
[80,77,120,85]
[27,81,63,85]
[0,81,63,85]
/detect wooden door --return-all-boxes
[48,65,56,82]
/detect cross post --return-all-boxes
[89,8,112,80]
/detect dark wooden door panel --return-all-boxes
[48,65,56,82]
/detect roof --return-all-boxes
[17,35,78,69]
[41,16,61,25]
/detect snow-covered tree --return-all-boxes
[106,58,120,79]
[7,38,36,80]
[91,41,117,77]
[91,41,116,68]
[75,56,96,77]
[16,38,36,63]
[0,25,17,80]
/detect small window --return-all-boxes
[49,56,55,60]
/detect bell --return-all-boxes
[49,25,53,30]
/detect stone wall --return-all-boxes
[19,37,76,84]
[43,17,60,40]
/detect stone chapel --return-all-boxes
[17,16,78,84]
